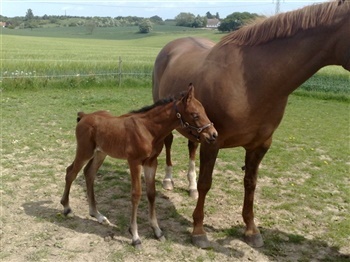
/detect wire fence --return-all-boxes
[1,56,153,86]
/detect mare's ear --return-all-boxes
[184,83,195,104]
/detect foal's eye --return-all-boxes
[192,114,199,120]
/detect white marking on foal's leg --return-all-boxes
[162,165,174,190]
[143,166,165,242]
[89,208,111,225]
[187,160,198,199]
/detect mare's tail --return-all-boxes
[77,112,85,122]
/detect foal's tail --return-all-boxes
[77,112,86,122]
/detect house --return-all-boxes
[0,22,6,27]
[206,18,220,28]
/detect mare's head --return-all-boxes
[175,84,218,143]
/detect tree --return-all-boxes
[218,12,260,32]
[206,11,213,19]
[175,12,195,27]
[150,15,163,24]
[25,9,34,20]
[85,20,96,34]
[139,19,152,33]
[175,12,206,28]
[193,15,206,28]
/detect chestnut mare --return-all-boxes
[60,85,218,248]
[153,0,350,249]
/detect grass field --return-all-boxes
[1,25,349,261]
[1,86,349,261]
[1,25,349,101]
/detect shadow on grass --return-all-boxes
[22,164,349,261]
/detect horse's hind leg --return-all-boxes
[162,133,174,190]
[83,151,109,224]
[128,160,143,248]
[61,159,88,216]
[187,140,199,199]
[143,160,165,242]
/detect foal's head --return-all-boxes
[175,84,218,143]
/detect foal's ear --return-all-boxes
[185,83,195,103]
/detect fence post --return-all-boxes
[118,56,122,87]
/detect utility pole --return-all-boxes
[274,0,281,14]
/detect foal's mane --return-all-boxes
[130,97,175,114]
[219,0,348,46]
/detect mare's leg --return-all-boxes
[191,143,219,249]
[83,151,109,224]
[143,158,165,242]
[60,145,94,215]
[128,160,143,248]
[187,140,199,199]
[242,138,271,248]
[162,133,174,190]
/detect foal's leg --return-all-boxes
[242,138,271,248]
[128,160,143,248]
[61,160,88,215]
[61,137,94,215]
[162,133,174,190]
[187,140,199,199]
[143,159,165,242]
[83,151,109,224]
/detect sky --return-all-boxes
[1,0,329,20]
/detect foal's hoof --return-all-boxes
[63,207,72,216]
[192,234,212,249]
[157,234,166,242]
[162,179,174,190]
[244,233,264,248]
[189,189,198,199]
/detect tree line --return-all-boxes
[1,9,262,33]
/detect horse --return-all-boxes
[152,0,350,249]
[60,84,218,248]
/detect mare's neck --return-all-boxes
[242,26,343,97]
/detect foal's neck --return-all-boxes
[143,101,180,137]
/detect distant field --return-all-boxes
[1,25,349,100]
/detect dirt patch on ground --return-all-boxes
[1,145,349,262]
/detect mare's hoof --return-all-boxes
[189,189,198,199]
[192,234,212,249]
[132,239,142,249]
[244,233,264,248]
[162,179,174,190]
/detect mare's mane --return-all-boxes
[219,0,348,46]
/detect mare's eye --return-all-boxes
[192,113,199,120]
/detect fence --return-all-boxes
[1,56,153,87]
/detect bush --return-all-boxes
[139,19,152,33]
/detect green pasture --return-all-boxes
[1,24,349,261]
[1,25,349,101]
[1,86,349,261]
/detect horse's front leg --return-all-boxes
[128,160,143,248]
[191,143,219,249]
[143,158,165,242]
[187,140,199,199]
[162,133,174,190]
[242,138,272,248]
[84,151,109,224]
